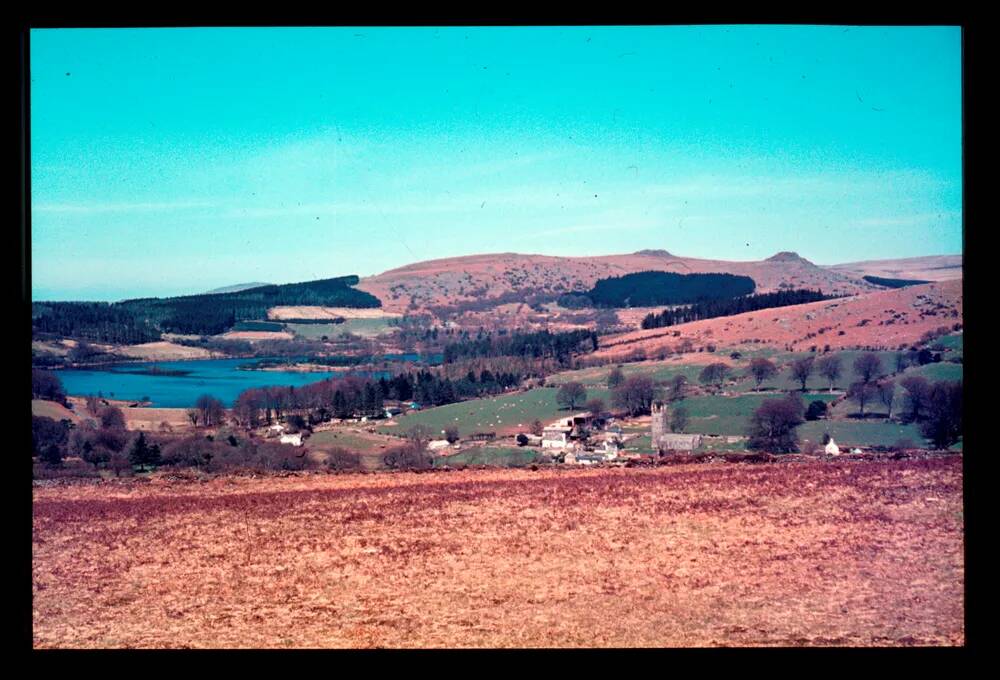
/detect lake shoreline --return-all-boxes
[48,355,438,408]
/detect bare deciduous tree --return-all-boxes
[748,359,778,391]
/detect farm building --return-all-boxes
[549,412,596,429]
[279,433,305,447]
[542,429,571,449]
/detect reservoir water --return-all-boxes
[54,355,438,408]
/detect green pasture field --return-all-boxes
[933,332,963,352]
[549,360,721,388]
[798,420,926,448]
[900,361,963,383]
[741,349,908,392]
[376,386,613,438]
[672,392,839,437]
[433,447,545,468]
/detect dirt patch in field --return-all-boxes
[219,331,295,341]
[115,342,217,361]
[121,407,196,433]
[32,399,84,423]
[32,457,963,648]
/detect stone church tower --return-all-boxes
[651,401,669,452]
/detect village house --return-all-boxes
[541,411,598,450]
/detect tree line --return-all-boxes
[32,275,380,341]
[32,302,162,344]
[442,329,597,365]
[231,368,523,429]
[640,289,833,330]
[862,275,931,289]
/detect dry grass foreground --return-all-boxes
[32,458,964,648]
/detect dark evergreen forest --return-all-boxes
[561,271,756,308]
[32,276,379,341]
[862,275,931,289]
[640,288,834,329]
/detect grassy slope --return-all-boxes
[672,392,836,437]
[32,399,81,423]
[307,429,399,453]
[286,318,397,339]
[798,420,926,448]
[549,361,709,387]
[376,387,612,438]
[433,447,545,468]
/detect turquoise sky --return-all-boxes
[30,25,962,301]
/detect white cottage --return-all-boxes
[280,433,304,447]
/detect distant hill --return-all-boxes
[356,250,879,315]
[826,255,962,283]
[202,282,272,295]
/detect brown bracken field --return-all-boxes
[32,457,964,648]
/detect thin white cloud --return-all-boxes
[33,200,214,214]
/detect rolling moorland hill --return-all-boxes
[825,255,962,283]
[355,250,882,314]
[591,279,963,359]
